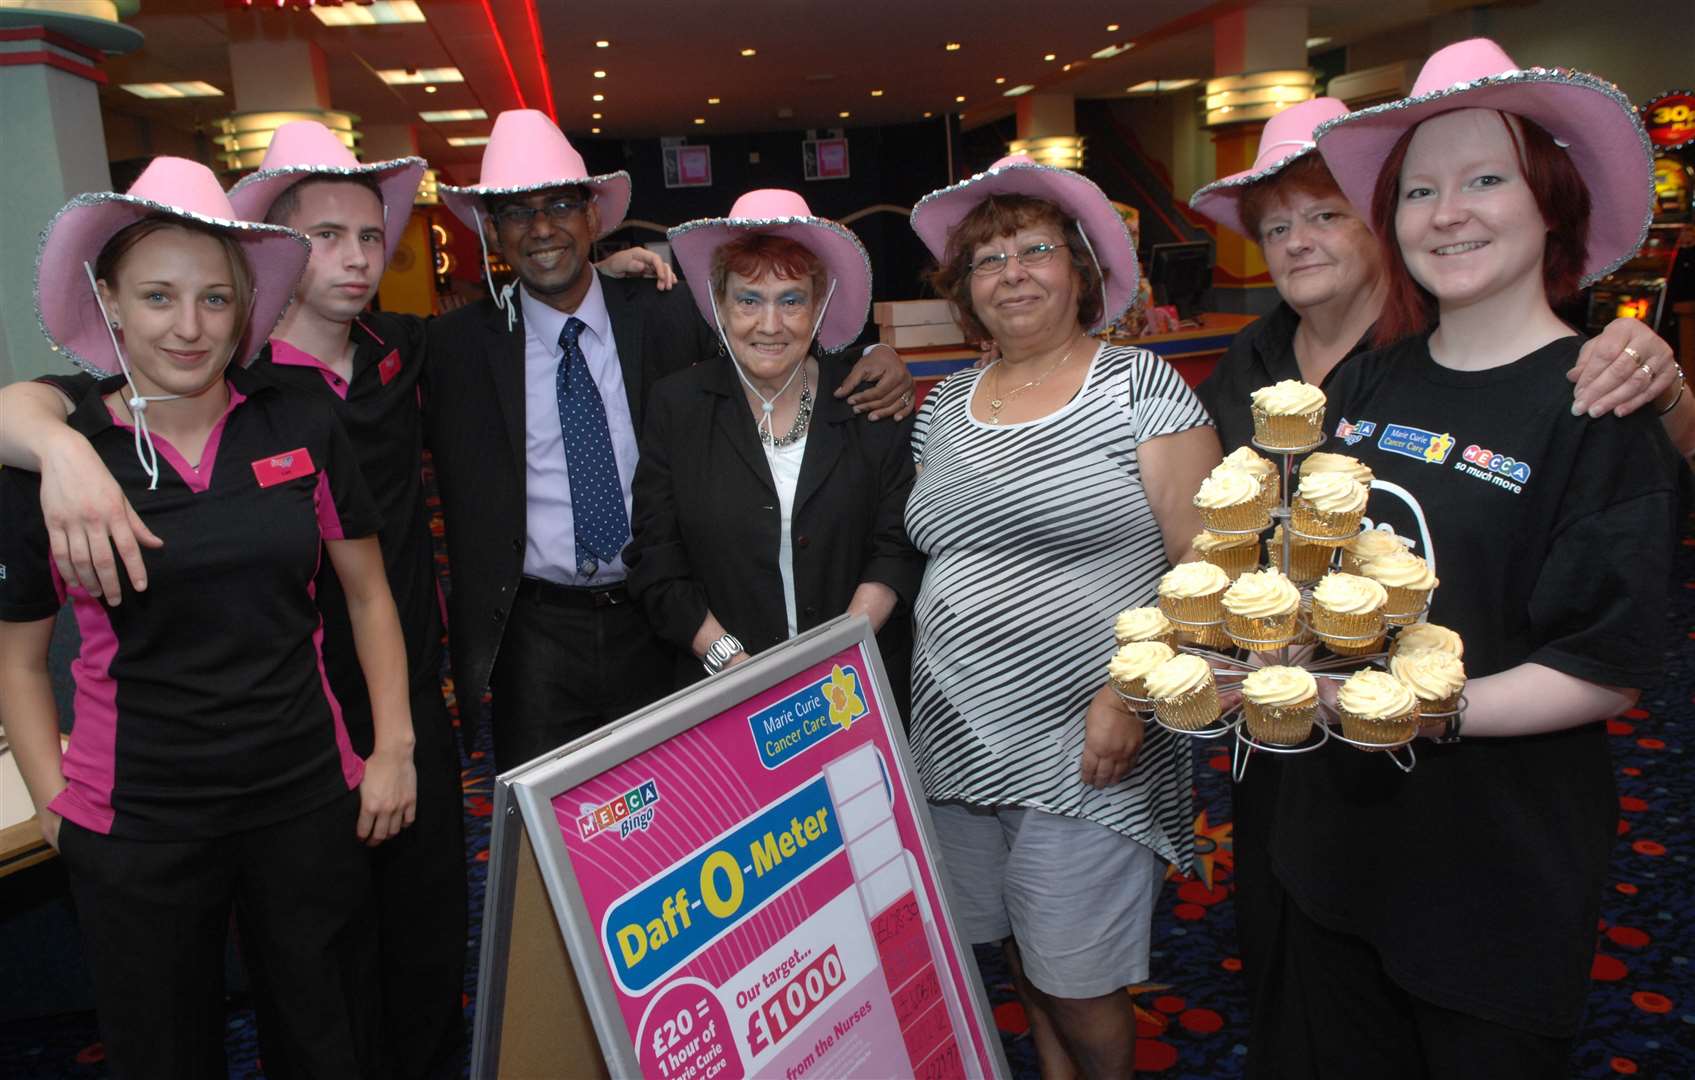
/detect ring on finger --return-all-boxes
[1622,345,1641,362]
[1639,362,1654,380]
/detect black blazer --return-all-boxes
[421,274,717,733]
[625,353,924,712]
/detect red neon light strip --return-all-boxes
[477,0,527,112]
[0,51,107,85]
[520,0,556,122]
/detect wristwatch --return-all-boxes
[702,633,744,676]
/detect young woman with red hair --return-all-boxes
[1252,40,1685,1076]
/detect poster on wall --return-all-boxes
[664,144,713,188]
[803,137,851,181]
[1643,90,1695,151]
[474,617,1007,1079]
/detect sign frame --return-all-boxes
[472,615,1008,1079]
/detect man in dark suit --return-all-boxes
[427,111,914,769]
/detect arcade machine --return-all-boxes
[1586,90,1695,346]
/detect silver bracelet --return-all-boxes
[1657,377,1686,416]
[702,633,744,676]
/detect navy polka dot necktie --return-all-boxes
[557,317,629,576]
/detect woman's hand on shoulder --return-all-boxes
[1570,319,1678,418]
[596,246,678,290]
[1080,683,1145,788]
[835,344,915,421]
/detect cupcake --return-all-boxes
[1144,653,1220,731]
[1310,572,1388,656]
[1389,648,1466,716]
[1240,665,1319,745]
[1269,525,1333,583]
[1335,669,1421,745]
[1249,380,1327,449]
[1290,472,1368,546]
[1389,622,1464,660]
[1193,467,1270,533]
[1341,528,1409,575]
[1193,529,1261,580]
[1357,550,1438,626]
[1108,641,1176,701]
[1222,569,1302,649]
[1157,561,1231,623]
[1221,445,1280,510]
[1114,606,1177,648]
[1299,451,1374,488]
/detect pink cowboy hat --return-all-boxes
[1189,97,1352,238]
[439,109,631,239]
[35,156,310,377]
[1315,37,1653,283]
[909,154,1137,332]
[668,189,871,350]
[227,120,425,263]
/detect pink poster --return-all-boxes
[553,644,998,1079]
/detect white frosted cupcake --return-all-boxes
[1193,529,1261,580]
[1357,550,1438,626]
[1290,473,1368,546]
[1310,572,1387,656]
[1299,451,1374,488]
[1342,528,1410,575]
[1114,606,1177,648]
[1240,665,1319,745]
[1249,380,1326,449]
[1109,641,1177,700]
[1193,466,1270,533]
[1390,622,1464,660]
[1157,561,1231,623]
[1389,648,1466,716]
[1222,570,1302,649]
[1336,669,1420,745]
[1269,524,1333,583]
[1221,445,1280,510]
[1144,653,1220,731]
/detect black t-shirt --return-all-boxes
[0,369,380,839]
[1269,334,1683,1035]
[249,313,442,745]
[1195,301,1372,453]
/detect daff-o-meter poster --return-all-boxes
[543,624,1003,1079]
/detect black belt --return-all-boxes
[516,576,631,609]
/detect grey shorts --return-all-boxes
[928,801,1164,999]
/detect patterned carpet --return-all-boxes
[4,510,1692,1079]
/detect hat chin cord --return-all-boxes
[85,262,241,491]
[473,208,520,333]
[710,276,837,452]
[1072,227,1111,332]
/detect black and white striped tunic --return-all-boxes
[905,344,1210,869]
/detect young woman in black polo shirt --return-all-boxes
[0,159,415,1078]
[1254,42,1684,1076]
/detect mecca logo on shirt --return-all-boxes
[251,448,316,488]
[1454,443,1532,495]
[377,350,402,386]
[577,779,661,842]
[1335,417,1377,446]
[1376,423,1455,465]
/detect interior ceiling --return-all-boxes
[97,0,1438,184]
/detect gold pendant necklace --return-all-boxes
[987,341,1077,424]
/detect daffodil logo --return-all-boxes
[822,665,867,731]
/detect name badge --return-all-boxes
[377,349,402,386]
[252,448,315,488]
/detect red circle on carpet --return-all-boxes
[1631,839,1666,856]
[1178,881,1229,906]
[1607,719,1635,735]
[1222,957,1243,972]
[1591,953,1628,981]
[993,1001,1028,1034]
[1174,903,1206,921]
[1611,1057,1638,1075]
[1631,991,1673,1014]
[1179,1008,1224,1034]
[1619,796,1648,812]
[1135,1040,1179,1071]
[1637,738,1665,750]
[1154,995,1186,1014]
[1607,926,1651,948]
[1616,882,1639,896]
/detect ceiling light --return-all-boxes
[592,127,602,133]
[839,111,851,118]
[1003,84,1035,97]
[708,97,721,104]
[1008,134,1085,169]
[694,117,706,125]
[1107,23,1120,32]
[592,93,605,102]
[447,136,490,147]
[1043,52,1056,61]
[593,70,607,79]
[994,76,1006,85]
[740,47,757,57]
[955,95,966,103]
[592,112,603,119]
[1306,36,1332,48]
[1124,78,1199,95]
[923,111,933,118]
[1092,43,1133,60]
[121,81,224,100]
[595,40,610,48]
[312,1,424,27]
[424,85,437,94]
[1062,63,1072,71]
[870,89,883,97]
[377,67,463,85]
[944,42,962,51]
[419,108,487,122]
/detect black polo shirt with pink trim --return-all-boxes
[0,369,379,839]
[249,313,443,736]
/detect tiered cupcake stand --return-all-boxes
[1118,435,1463,781]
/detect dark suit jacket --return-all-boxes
[624,352,924,713]
[421,273,717,733]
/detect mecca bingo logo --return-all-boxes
[747,664,870,769]
[1335,417,1376,446]
[578,779,662,842]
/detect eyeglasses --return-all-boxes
[968,241,1068,277]
[491,197,588,230]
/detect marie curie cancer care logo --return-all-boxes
[748,663,869,769]
[578,779,661,842]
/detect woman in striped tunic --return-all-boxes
[906,157,1221,1077]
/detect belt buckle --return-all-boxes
[592,587,624,609]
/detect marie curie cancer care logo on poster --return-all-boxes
[579,779,662,842]
[748,664,869,769]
